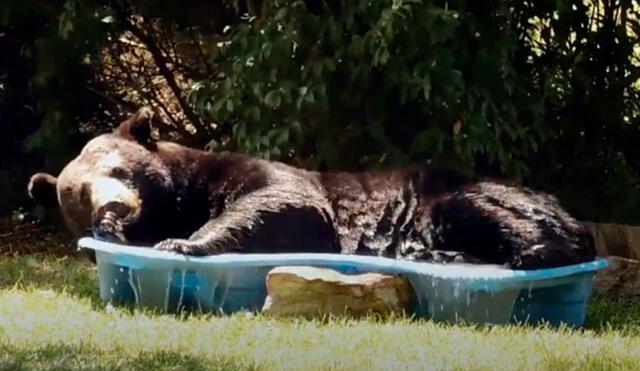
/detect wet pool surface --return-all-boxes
[79,237,608,327]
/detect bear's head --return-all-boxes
[28,108,182,245]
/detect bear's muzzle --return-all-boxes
[89,177,142,242]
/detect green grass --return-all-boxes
[1,255,640,370]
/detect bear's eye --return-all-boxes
[110,167,129,178]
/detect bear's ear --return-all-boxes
[116,106,154,144]
[28,173,59,209]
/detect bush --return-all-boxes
[2,0,640,223]
[195,0,546,177]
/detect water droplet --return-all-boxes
[164,270,172,312]
[453,283,460,298]
[177,269,187,312]
[136,275,142,302]
[127,269,139,306]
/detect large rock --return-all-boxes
[261,266,414,317]
[594,256,640,297]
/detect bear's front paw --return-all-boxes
[153,239,201,255]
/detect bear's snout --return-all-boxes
[82,176,142,243]
[88,177,141,212]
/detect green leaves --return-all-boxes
[11,0,627,222]
[187,0,551,174]
[142,0,640,221]
[264,90,282,108]
[4,0,640,222]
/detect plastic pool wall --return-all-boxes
[79,237,608,327]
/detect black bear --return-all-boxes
[28,108,596,269]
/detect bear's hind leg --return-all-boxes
[429,183,596,269]
[429,193,515,266]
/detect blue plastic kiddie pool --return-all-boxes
[78,237,608,327]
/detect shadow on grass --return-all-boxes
[0,254,101,306]
[0,343,260,371]
[584,295,640,334]
[541,352,639,370]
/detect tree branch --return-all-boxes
[111,1,210,140]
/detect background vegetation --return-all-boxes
[2,0,640,223]
[2,4,640,367]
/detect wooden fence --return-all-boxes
[586,223,640,259]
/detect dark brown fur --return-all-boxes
[28,109,596,269]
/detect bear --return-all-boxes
[28,108,596,269]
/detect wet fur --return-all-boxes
[29,110,596,269]
[151,144,595,269]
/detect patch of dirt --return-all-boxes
[0,218,75,256]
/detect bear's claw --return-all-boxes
[153,239,206,255]
[94,211,126,243]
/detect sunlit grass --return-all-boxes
[1,255,639,370]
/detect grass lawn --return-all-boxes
[1,255,640,370]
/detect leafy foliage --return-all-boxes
[195,0,547,175]
[0,0,115,166]
[513,0,640,221]
[2,0,640,223]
